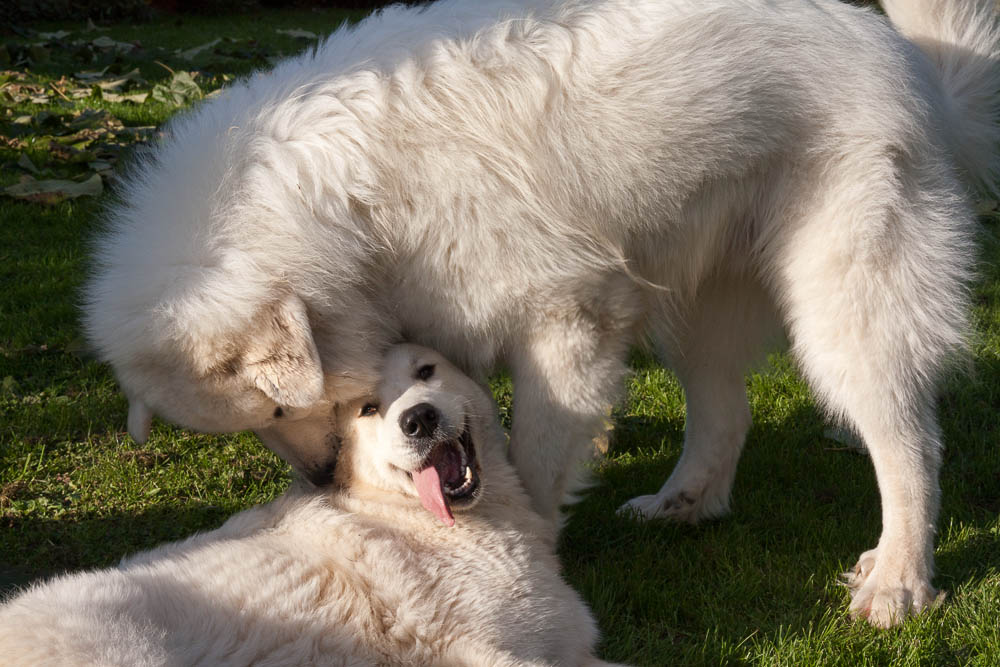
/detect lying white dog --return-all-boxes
[0,345,622,667]
[83,0,1000,626]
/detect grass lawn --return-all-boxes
[3,7,1000,665]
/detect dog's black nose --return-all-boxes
[399,403,439,438]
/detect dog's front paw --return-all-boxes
[618,492,677,521]
[842,548,942,628]
[617,487,722,524]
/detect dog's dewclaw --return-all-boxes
[414,465,454,526]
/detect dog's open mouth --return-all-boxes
[411,425,480,526]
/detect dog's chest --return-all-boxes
[343,520,583,661]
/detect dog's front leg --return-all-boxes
[618,274,772,523]
[508,306,634,521]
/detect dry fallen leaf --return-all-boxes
[89,36,136,53]
[100,91,149,104]
[177,38,221,61]
[149,71,201,106]
[16,153,40,174]
[37,30,72,41]
[92,68,146,92]
[3,173,103,205]
[74,68,110,81]
[276,28,318,39]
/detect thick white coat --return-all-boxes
[83,0,1000,627]
[0,346,620,666]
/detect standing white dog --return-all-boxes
[83,0,1000,627]
[0,345,622,667]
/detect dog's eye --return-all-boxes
[360,403,379,417]
[273,407,284,418]
[416,364,435,381]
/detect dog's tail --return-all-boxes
[882,0,1000,194]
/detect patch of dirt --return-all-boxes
[0,480,28,509]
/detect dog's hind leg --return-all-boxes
[620,272,778,522]
[768,149,972,627]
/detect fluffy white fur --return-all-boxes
[83,0,1000,627]
[0,345,621,667]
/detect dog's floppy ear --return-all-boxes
[244,293,325,408]
[128,399,152,443]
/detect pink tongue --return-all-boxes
[413,465,454,526]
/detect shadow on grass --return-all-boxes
[0,501,235,599]
[561,362,1000,663]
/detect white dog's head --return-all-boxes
[331,344,499,525]
[82,66,391,486]
[87,287,389,487]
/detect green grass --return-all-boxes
[3,9,1000,665]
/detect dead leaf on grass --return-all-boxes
[0,135,27,150]
[48,140,97,165]
[64,337,92,359]
[16,153,40,174]
[91,68,146,92]
[120,125,161,142]
[276,28,318,40]
[150,70,201,106]
[100,90,149,104]
[67,108,115,131]
[177,38,221,61]
[37,30,73,41]
[74,67,110,81]
[3,173,103,205]
[89,36,137,53]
